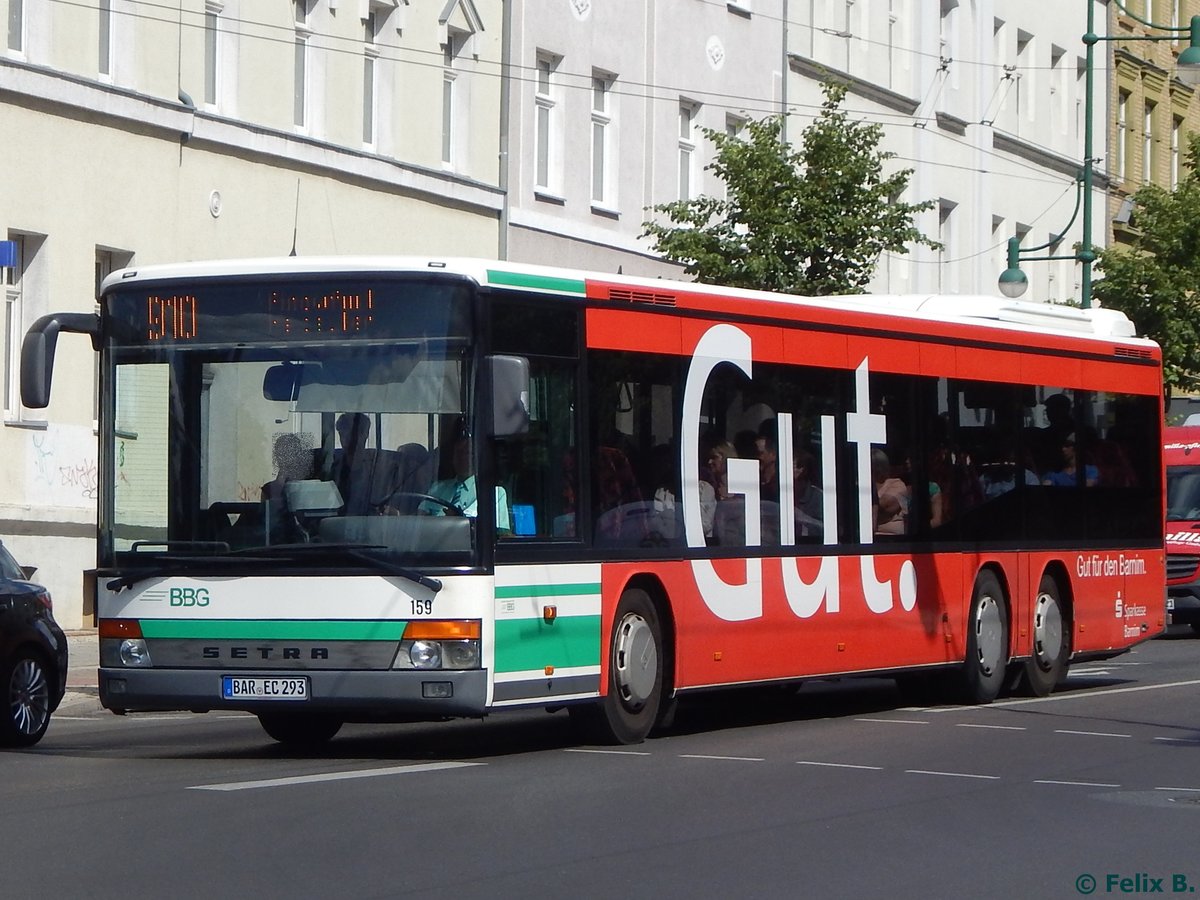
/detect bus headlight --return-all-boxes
[409,640,441,669]
[395,639,480,671]
[441,640,479,669]
[119,639,152,667]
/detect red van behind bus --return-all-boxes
[1166,426,1200,631]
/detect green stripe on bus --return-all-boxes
[493,616,602,673]
[138,620,409,641]
[486,270,587,294]
[495,582,601,599]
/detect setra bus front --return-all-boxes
[24,261,529,745]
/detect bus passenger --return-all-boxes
[261,433,313,543]
[331,412,373,515]
[873,449,909,535]
[1043,433,1098,487]
[793,449,823,537]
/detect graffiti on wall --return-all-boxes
[28,425,99,506]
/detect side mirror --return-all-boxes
[21,313,100,409]
[20,565,37,581]
[486,355,530,437]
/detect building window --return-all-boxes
[204,4,222,107]
[99,0,112,77]
[363,11,380,146]
[7,0,24,53]
[1015,30,1033,124]
[1172,114,1183,189]
[1049,46,1066,135]
[591,72,614,207]
[1144,100,1156,184]
[1117,90,1130,182]
[535,53,560,191]
[937,200,956,293]
[293,0,309,129]
[4,234,26,418]
[442,31,467,166]
[678,100,699,201]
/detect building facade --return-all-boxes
[4,1,1196,628]
[2,0,504,627]
[1105,0,1200,245]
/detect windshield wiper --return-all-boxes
[106,544,442,594]
[105,553,285,592]
[229,542,442,593]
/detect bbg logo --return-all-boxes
[169,587,211,607]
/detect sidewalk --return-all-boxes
[60,630,102,714]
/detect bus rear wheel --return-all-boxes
[1018,574,1069,697]
[257,712,343,747]
[957,571,1009,704]
[572,588,664,745]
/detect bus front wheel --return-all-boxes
[573,588,664,745]
[257,712,343,746]
[1018,574,1069,697]
[958,571,1009,704]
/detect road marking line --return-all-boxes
[797,761,883,770]
[855,718,929,725]
[905,769,999,780]
[564,748,652,756]
[1155,786,1200,792]
[1034,779,1120,788]
[991,678,1200,707]
[955,723,1026,731]
[1154,736,1200,744]
[189,761,483,792]
[680,754,764,762]
[1054,730,1132,738]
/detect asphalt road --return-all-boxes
[10,629,1200,899]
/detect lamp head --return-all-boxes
[998,266,1028,299]
[1180,16,1200,87]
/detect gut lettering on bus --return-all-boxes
[268,289,374,335]
[146,295,198,341]
[681,324,917,623]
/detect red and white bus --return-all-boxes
[22,257,1165,745]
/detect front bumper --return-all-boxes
[99,667,489,718]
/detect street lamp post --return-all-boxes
[999,1,1200,308]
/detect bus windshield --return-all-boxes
[1167,465,1200,522]
[103,275,482,570]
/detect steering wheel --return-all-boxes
[375,490,462,516]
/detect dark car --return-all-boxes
[0,541,67,747]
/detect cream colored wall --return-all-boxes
[0,37,502,628]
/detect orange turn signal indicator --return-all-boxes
[403,620,480,640]
[99,619,143,639]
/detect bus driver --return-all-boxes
[419,423,512,535]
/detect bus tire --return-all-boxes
[0,647,54,747]
[1017,574,1070,696]
[574,588,664,745]
[958,570,1009,704]
[257,713,343,746]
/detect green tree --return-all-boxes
[1094,134,1200,398]
[641,81,938,295]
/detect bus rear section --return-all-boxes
[1165,426,1200,631]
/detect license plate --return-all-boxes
[222,676,309,701]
